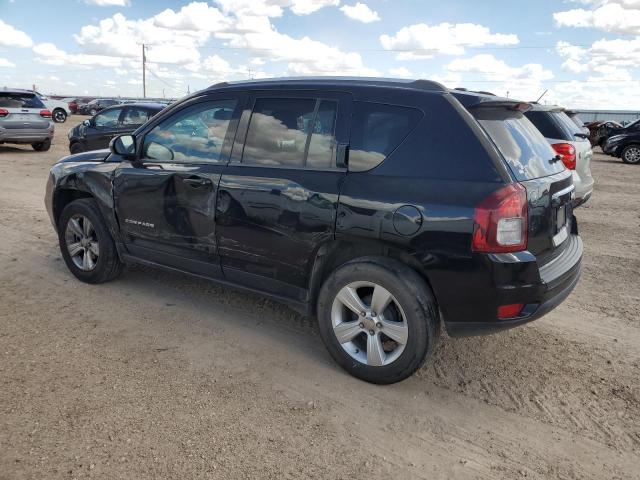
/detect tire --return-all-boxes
[57,198,123,284]
[52,108,67,123]
[70,142,86,154]
[32,138,51,151]
[317,256,438,384]
[621,145,640,164]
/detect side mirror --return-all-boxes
[82,119,91,127]
[110,134,136,160]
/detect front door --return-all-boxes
[113,94,243,278]
[86,107,124,150]
[216,91,350,300]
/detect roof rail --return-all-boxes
[409,79,447,92]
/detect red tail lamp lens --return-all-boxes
[498,303,524,319]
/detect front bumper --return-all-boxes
[445,233,583,337]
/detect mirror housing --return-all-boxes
[82,119,91,127]
[110,134,137,160]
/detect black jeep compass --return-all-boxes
[45,78,582,384]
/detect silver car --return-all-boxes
[525,105,594,206]
[0,88,54,151]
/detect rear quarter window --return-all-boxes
[475,108,565,181]
[349,102,423,172]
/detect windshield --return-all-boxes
[474,108,565,181]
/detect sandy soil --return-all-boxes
[0,117,638,479]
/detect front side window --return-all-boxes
[142,99,237,163]
[94,108,121,128]
[349,102,423,172]
[242,97,338,169]
[122,107,151,126]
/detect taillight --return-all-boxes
[472,183,528,253]
[40,109,52,118]
[552,143,576,170]
[498,303,524,319]
[0,108,8,117]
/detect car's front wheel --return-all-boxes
[621,145,640,164]
[58,198,123,284]
[52,108,67,123]
[317,257,438,384]
[32,138,51,151]
[70,142,86,154]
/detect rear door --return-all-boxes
[0,92,50,130]
[113,93,243,278]
[473,106,574,264]
[216,91,350,299]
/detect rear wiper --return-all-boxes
[574,133,589,139]
[549,155,562,164]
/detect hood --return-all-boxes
[57,149,111,164]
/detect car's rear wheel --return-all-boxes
[621,145,640,164]
[52,108,67,123]
[317,257,438,384]
[70,142,85,154]
[32,138,51,151]
[58,198,123,284]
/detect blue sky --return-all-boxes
[1,0,639,108]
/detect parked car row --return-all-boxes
[46,77,585,383]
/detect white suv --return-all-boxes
[36,92,70,123]
[525,105,594,206]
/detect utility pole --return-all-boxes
[142,43,146,99]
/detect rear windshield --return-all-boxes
[524,110,576,141]
[474,108,565,181]
[0,92,45,109]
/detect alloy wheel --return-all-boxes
[64,214,100,271]
[53,110,66,122]
[624,146,640,163]
[330,281,408,367]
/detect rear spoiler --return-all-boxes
[468,99,533,112]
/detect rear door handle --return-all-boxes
[183,177,211,187]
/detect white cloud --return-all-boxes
[216,0,338,16]
[441,54,553,100]
[84,0,131,6]
[33,42,123,67]
[0,58,15,68]
[388,67,412,77]
[340,2,380,23]
[0,19,33,48]
[380,23,519,59]
[554,1,640,35]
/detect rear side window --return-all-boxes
[349,102,422,172]
[475,108,564,181]
[0,92,45,109]
[122,107,151,126]
[242,97,338,169]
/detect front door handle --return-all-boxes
[183,177,211,187]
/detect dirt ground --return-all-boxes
[0,116,638,480]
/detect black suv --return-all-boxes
[68,102,165,154]
[77,98,121,116]
[603,119,640,164]
[45,78,582,383]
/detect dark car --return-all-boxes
[45,78,582,384]
[77,98,121,116]
[68,103,165,153]
[603,120,640,164]
[67,97,94,114]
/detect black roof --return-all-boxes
[205,76,448,93]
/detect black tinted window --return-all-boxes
[122,107,151,126]
[525,111,572,141]
[349,102,422,172]
[0,92,45,109]
[242,98,338,168]
[475,108,564,181]
[143,99,237,163]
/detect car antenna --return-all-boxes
[535,89,548,103]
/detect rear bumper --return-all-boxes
[573,173,594,207]
[0,127,54,143]
[445,234,583,337]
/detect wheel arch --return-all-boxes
[307,238,438,312]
